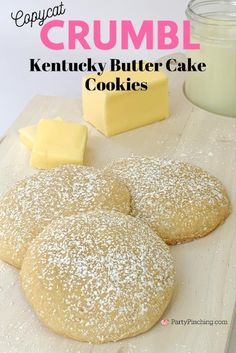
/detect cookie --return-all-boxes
[20,211,175,343]
[104,157,231,244]
[0,165,130,268]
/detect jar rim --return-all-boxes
[186,0,236,26]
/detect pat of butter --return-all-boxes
[19,117,63,150]
[19,124,37,150]
[82,70,169,136]
[31,119,88,169]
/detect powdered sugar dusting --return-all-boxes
[0,165,130,268]
[21,211,175,344]
[104,157,231,244]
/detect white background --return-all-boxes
[0,1,235,351]
[0,0,186,136]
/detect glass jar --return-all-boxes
[185,0,236,117]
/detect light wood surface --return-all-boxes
[0,54,236,353]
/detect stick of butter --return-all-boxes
[82,70,169,136]
[31,119,88,169]
[19,117,63,150]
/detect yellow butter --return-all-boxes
[82,70,169,136]
[30,119,88,169]
[19,117,63,150]
[19,124,37,150]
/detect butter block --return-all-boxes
[19,124,37,150]
[19,117,63,150]
[31,119,88,169]
[82,70,169,136]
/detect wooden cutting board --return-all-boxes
[0,54,236,353]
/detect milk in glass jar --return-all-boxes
[185,0,236,117]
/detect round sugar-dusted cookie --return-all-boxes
[0,165,130,268]
[104,157,231,244]
[20,211,175,343]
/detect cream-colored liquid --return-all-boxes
[185,26,236,117]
